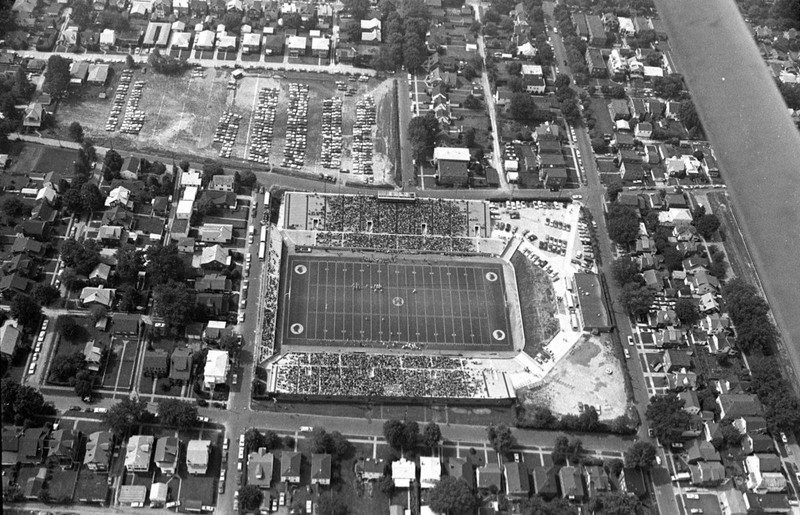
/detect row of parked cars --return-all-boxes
[106,69,134,131]
[248,88,279,164]
[214,111,242,158]
[280,83,310,170]
[26,317,50,376]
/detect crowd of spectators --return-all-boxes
[322,196,470,236]
[273,352,488,398]
[315,232,474,253]
[258,248,281,362]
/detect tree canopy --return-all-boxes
[619,283,655,317]
[49,351,87,383]
[1,378,54,425]
[487,423,515,455]
[428,476,478,514]
[645,394,691,446]
[407,113,438,163]
[158,399,198,430]
[153,281,193,331]
[422,422,442,450]
[611,256,641,286]
[43,55,70,99]
[101,397,151,437]
[383,419,420,450]
[310,428,352,461]
[624,441,658,469]
[61,239,101,276]
[146,243,185,284]
[551,436,584,466]
[238,485,263,512]
[674,298,700,327]
[10,294,41,328]
[606,204,640,245]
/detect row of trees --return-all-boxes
[723,278,777,354]
[517,405,636,435]
[0,66,36,149]
[99,397,198,437]
[552,4,592,85]
[148,49,192,76]
[1,378,56,426]
[382,419,442,452]
[371,0,431,72]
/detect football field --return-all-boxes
[280,253,514,350]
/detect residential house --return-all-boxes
[664,349,692,372]
[143,350,169,378]
[281,451,302,483]
[433,147,470,187]
[119,485,147,506]
[169,347,193,383]
[477,463,503,490]
[196,244,231,270]
[532,466,559,499]
[420,456,441,489]
[718,394,763,421]
[311,453,332,486]
[745,454,786,493]
[0,273,34,299]
[357,458,386,480]
[686,439,720,464]
[83,340,104,372]
[84,431,114,471]
[583,466,610,497]
[0,320,21,358]
[586,15,607,45]
[742,492,791,513]
[393,458,416,488]
[447,458,475,491]
[199,223,233,244]
[203,349,229,388]
[248,448,274,488]
[80,287,116,307]
[585,47,607,77]
[559,466,586,503]
[689,461,726,486]
[504,461,530,498]
[619,467,647,497]
[154,436,179,475]
[19,220,50,241]
[186,440,211,475]
[125,435,155,472]
[679,390,702,415]
[47,429,82,469]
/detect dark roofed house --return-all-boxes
[113,314,140,336]
[18,220,50,241]
[559,466,585,503]
[143,350,169,378]
[717,393,763,420]
[18,426,51,465]
[170,347,193,383]
[248,448,274,489]
[620,467,647,497]
[47,429,82,469]
[84,431,114,471]
[477,463,502,490]
[448,457,475,491]
[281,451,302,483]
[504,462,530,498]
[311,453,332,485]
[532,466,559,499]
[0,273,35,299]
[583,465,610,497]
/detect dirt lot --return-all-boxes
[56,69,396,183]
[519,334,626,419]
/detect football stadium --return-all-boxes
[265,192,532,403]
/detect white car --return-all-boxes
[627,336,634,346]
[223,438,229,452]
[239,434,245,447]
[27,363,36,375]
[781,432,788,444]
[624,349,631,359]
[300,426,314,432]
[198,416,210,423]
[31,352,39,362]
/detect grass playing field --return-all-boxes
[280,252,514,350]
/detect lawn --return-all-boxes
[509,251,559,357]
[47,469,78,501]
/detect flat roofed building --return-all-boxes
[186,440,211,475]
[572,273,611,331]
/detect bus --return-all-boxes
[259,226,268,244]
[258,242,266,261]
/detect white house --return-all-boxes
[419,457,441,489]
[392,458,416,488]
[203,350,229,388]
[124,435,154,472]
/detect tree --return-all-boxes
[125,54,135,69]
[10,294,41,328]
[195,195,217,217]
[237,170,257,188]
[422,422,442,450]
[311,428,352,461]
[383,419,406,449]
[607,182,623,201]
[510,93,539,122]
[2,378,53,424]
[102,397,151,437]
[245,427,266,453]
[694,214,720,239]
[652,74,684,100]
[624,441,657,469]
[407,113,438,162]
[619,283,655,317]
[674,298,700,327]
[158,399,198,430]
[146,243,185,284]
[74,370,94,399]
[103,149,123,177]
[678,99,702,134]
[115,245,142,286]
[153,281,193,331]
[68,121,84,142]
[31,284,60,306]
[1,196,25,218]
[201,161,224,186]
[80,182,105,212]
[611,256,640,286]
[463,94,482,110]
[428,476,477,514]
[344,0,371,19]
[43,55,70,99]
[222,11,243,33]
[551,436,584,466]
[606,204,640,245]
[487,423,515,455]
[588,492,644,514]
[63,188,85,215]
[238,485,263,512]
[61,239,101,276]
[645,394,691,446]
[507,61,522,76]
[609,84,626,99]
